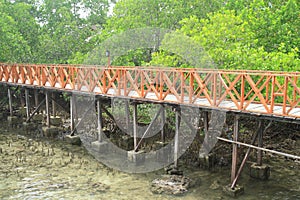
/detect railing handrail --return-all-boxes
[0,63,299,118]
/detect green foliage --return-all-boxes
[0,11,31,62]
[0,0,109,64]
[0,0,298,71]
[150,51,190,68]
[172,6,299,71]
[90,0,225,66]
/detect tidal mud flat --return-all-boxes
[0,123,300,199]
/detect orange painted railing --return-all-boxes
[0,63,299,118]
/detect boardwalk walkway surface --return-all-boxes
[0,63,299,122]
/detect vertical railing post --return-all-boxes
[180,71,184,103]
[283,76,288,115]
[21,65,25,84]
[141,69,144,97]
[240,74,245,110]
[265,75,270,104]
[293,76,297,104]
[102,68,106,93]
[71,67,76,90]
[41,65,45,86]
[189,72,194,104]
[123,68,127,96]
[12,64,17,83]
[213,72,217,106]
[117,69,121,96]
[159,70,163,100]
[270,76,276,113]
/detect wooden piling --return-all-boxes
[174,108,180,168]
[20,89,25,107]
[257,120,264,166]
[52,93,56,117]
[45,91,50,127]
[125,100,130,130]
[70,95,75,132]
[34,90,39,108]
[133,103,138,151]
[161,105,165,143]
[231,115,240,184]
[25,88,30,120]
[97,99,103,142]
[203,111,209,134]
[8,87,13,117]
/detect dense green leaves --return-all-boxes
[0,1,32,62]
[0,0,109,64]
[0,0,299,71]
[156,1,299,71]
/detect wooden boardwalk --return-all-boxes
[0,63,299,122]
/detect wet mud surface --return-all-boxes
[0,122,299,199]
